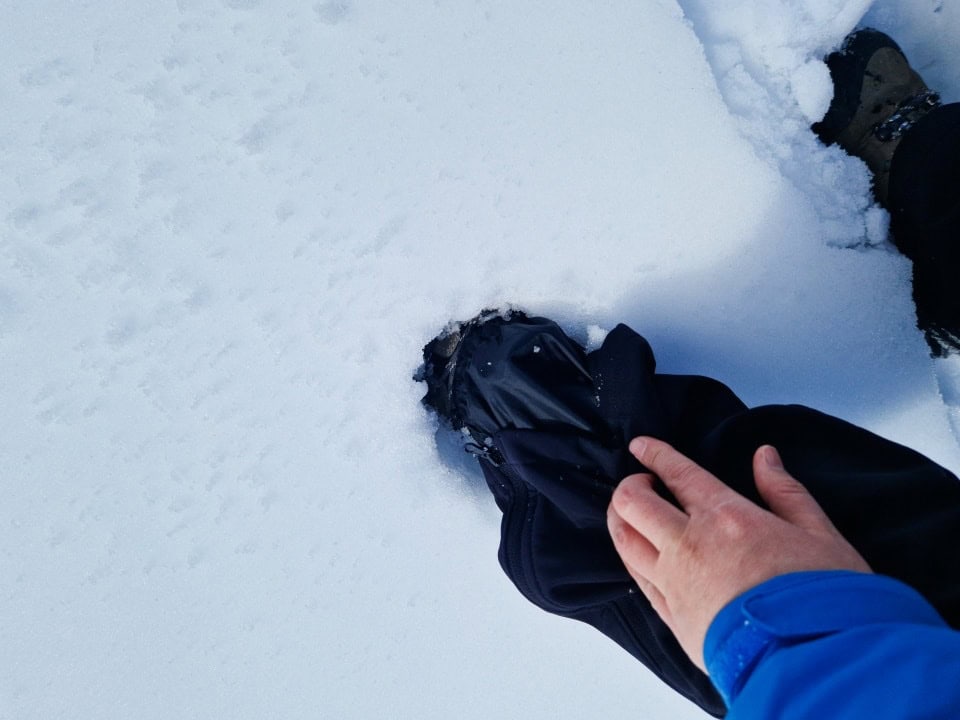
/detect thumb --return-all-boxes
[753,445,837,534]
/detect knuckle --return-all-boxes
[777,477,809,496]
[641,440,666,467]
[765,466,801,487]
[663,460,704,493]
[711,502,751,539]
[672,462,702,485]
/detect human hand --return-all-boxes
[606,437,872,671]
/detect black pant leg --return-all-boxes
[696,405,960,624]
[888,103,960,353]
[432,313,960,717]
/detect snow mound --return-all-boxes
[676,0,879,247]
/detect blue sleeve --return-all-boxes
[704,571,960,719]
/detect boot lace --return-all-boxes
[873,91,941,142]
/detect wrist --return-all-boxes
[703,570,945,707]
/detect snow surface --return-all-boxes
[2,1,959,718]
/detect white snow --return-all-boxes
[1,1,959,718]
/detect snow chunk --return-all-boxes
[792,58,834,124]
[585,325,609,352]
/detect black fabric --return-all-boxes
[438,314,960,718]
[888,102,960,354]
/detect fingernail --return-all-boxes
[629,437,648,458]
[763,445,783,470]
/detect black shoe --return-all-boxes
[813,28,941,205]
[416,308,526,438]
[417,308,602,461]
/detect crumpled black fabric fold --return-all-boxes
[425,313,960,718]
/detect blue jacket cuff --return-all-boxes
[703,571,947,707]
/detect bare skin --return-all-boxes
[606,437,872,671]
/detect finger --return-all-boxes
[634,575,672,629]
[610,473,687,551]
[604,515,672,627]
[752,445,839,534]
[629,436,731,514]
[607,504,659,579]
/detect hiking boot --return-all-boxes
[416,308,526,437]
[416,309,604,461]
[418,312,484,429]
[813,28,941,205]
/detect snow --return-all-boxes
[1,1,958,718]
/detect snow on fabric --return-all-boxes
[0,1,958,718]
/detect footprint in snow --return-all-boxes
[315,0,350,25]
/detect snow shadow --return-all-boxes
[607,189,938,431]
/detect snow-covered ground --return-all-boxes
[2,1,958,718]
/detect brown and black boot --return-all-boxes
[813,28,941,205]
